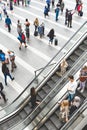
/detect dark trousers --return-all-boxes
[4,73,13,85]
[0,91,7,102]
[11,59,17,72]
[7,24,11,32]
[68,20,72,27]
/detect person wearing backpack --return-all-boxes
[19,32,27,50]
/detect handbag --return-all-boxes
[5,24,8,28]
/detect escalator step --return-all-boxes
[1,122,10,130]
[67,59,74,67]
[83,40,87,45]
[79,44,87,51]
[51,74,60,82]
[39,125,48,130]
[74,49,84,56]
[45,120,57,130]
[47,80,55,88]
[24,104,32,115]
[19,110,27,119]
[42,85,51,93]
[50,114,63,129]
[69,54,79,61]
[38,90,47,99]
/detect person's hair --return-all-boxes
[30,87,36,97]
[68,75,74,80]
[26,19,28,22]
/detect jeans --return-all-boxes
[4,73,13,85]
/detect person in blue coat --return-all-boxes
[46,0,51,11]
[55,4,60,21]
[5,15,12,32]
[44,6,49,18]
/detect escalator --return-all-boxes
[0,22,87,130]
[7,50,87,130]
[39,88,87,130]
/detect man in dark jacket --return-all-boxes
[5,15,12,32]
[2,63,14,85]
[67,12,72,28]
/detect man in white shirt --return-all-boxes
[67,75,77,102]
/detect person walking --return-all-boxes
[2,62,14,86]
[33,18,39,32]
[17,20,22,35]
[44,6,49,18]
[38,24,44,38]
[55,4,60,21]
[10,0,13,13]
[2,3,7,16]
[67,11,72,28]
[7,50,17,72]
[65,8,68,25]
[0,82,8,102]
[60,0,64,14]
[24,18,30,41]
[67,75,77,102]
[18,32,27,50]
[47,28,55,44]
[5,15,12,32]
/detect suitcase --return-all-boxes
[79,11,83,17]
[34,31,38,36]
[54,38,58,46]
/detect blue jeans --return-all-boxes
[68,93,75,102]
[4,73,13,85]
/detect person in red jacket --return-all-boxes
[77,3,83,16]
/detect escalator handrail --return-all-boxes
[0,22,87,121]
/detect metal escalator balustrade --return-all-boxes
[0,22,87,129]
[8,51,87,130]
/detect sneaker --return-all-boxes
[12,77,14,81]
[4,98,8,103]
[80,89,84,93]
[77,87,81,90]
[19,47,21,50]
[25,45,27,48]
[5,83,7,86]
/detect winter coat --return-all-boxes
[5,17,11,25]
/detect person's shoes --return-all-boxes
[11,70,13,72]
[25,45,27,48]
[70,26,72,28]
[5,83,7,86]
[14,66,17,68]
[80,89,84,93]
[4,98,8,103]
[12,77,14,81]
[77,87,81,90]
[19,47,21,50]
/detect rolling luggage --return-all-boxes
[54,38,58,46]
